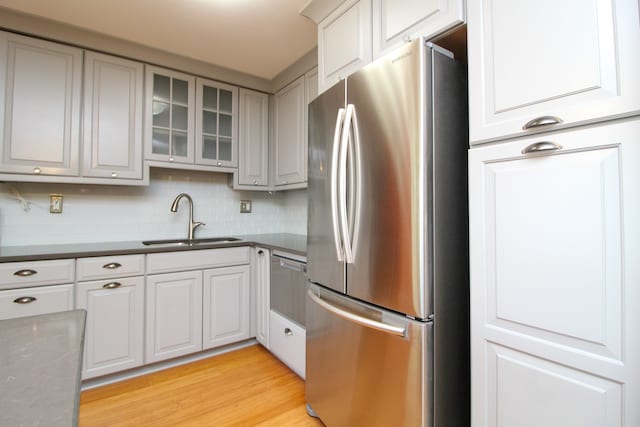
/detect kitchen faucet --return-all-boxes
[170,193,205,240]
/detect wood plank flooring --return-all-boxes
[79,344,324,426]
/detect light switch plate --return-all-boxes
[240,200,252,213]
[49,194,63,213]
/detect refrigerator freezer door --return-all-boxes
[306,283,432,427]
[344,39,430,318]
[307,81,346,293]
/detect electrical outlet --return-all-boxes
[240,200,252,213]
[49,194,63,214]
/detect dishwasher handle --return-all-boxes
[276,258,306,274]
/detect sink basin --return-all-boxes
[142,237,242,246]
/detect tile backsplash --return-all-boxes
[0,169,308,247]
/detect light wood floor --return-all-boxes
[79,344,324,426]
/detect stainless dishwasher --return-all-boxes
[270,251,307,327]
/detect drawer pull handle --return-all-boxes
[103,282,122,289]
[284,328,293,336]
[522,115,563,130]
[102,262,122,270]
[13,296,37,304]
[14,269,37,277]
[521,141,563,155]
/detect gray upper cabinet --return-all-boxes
[274,75,306,186]
[236,88,269,187]
[0,30,82,176]
[145,65,196,165]
[195,78,238,168]
[83,51,144,181]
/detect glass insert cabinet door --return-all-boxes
[145,66,195,163]
[195,78,238,167]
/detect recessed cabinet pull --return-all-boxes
[521,141,563,155]
[102,262,122,270]
[284,328,293,336]
[14,269,37,277]
[522,115,563,130]
[102,282,122,289]
[13,296,37,304]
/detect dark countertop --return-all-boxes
[0,233,307,263]
[0,309,86,427]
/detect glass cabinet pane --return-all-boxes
[219,89,233,113]
[172,131,188,157]
[153,75,170,102]
[202,136,217,159]
[219,113,232,137]
[173,79,188,104]
[219,137,232,161]
[172,105,188,131]
[152,102,170,127]
[203,86,218,110]
[152,128,170,155]
[202,111,217,134]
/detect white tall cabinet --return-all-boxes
[469,120,640,426]
[0,30,82,176]
[467,0,640,144]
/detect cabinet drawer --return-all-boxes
[0,259,75,290]
[146,247,250,274]
[269,310,305,378]
[76,254,145,281]
[0,284,74,320]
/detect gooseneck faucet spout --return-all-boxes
[170,193,205,240]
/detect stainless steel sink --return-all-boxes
[142,237,242,246]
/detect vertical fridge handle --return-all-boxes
[340,104,355,264]
[331,108,346,262]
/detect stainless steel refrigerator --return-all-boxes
[306,39,469,427]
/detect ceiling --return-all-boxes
[0,0,318,80]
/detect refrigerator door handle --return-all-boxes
[339,104,355,264]
[331,108,346,262]
[308,289,406,337]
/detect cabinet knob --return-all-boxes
[102,262,122,270]
[13,296,37,304]
[253,181,258,185]
[14,269,37,277]
[258,250,264,256]
[102,282,122,289]
[217,162,222,166]
[521,141,563,155]
[111,172,118,178]
[522,116,563,130]
[33,167,41,174]
[284,328,293,336]
[169,157,174,162]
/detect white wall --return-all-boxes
[0,169,308,247]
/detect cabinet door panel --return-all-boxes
[83,52,143,180]
[318,0,372,93]
[373,0,464,58]
[486,343,622,427]
[76,277,144,379]
[237,89,269,186]
[469,119,640,427]
[274,76,305,185]
[0,31,81,175]
[145,271,203,363]
[468,0,640,144]
[202,265,250,349]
